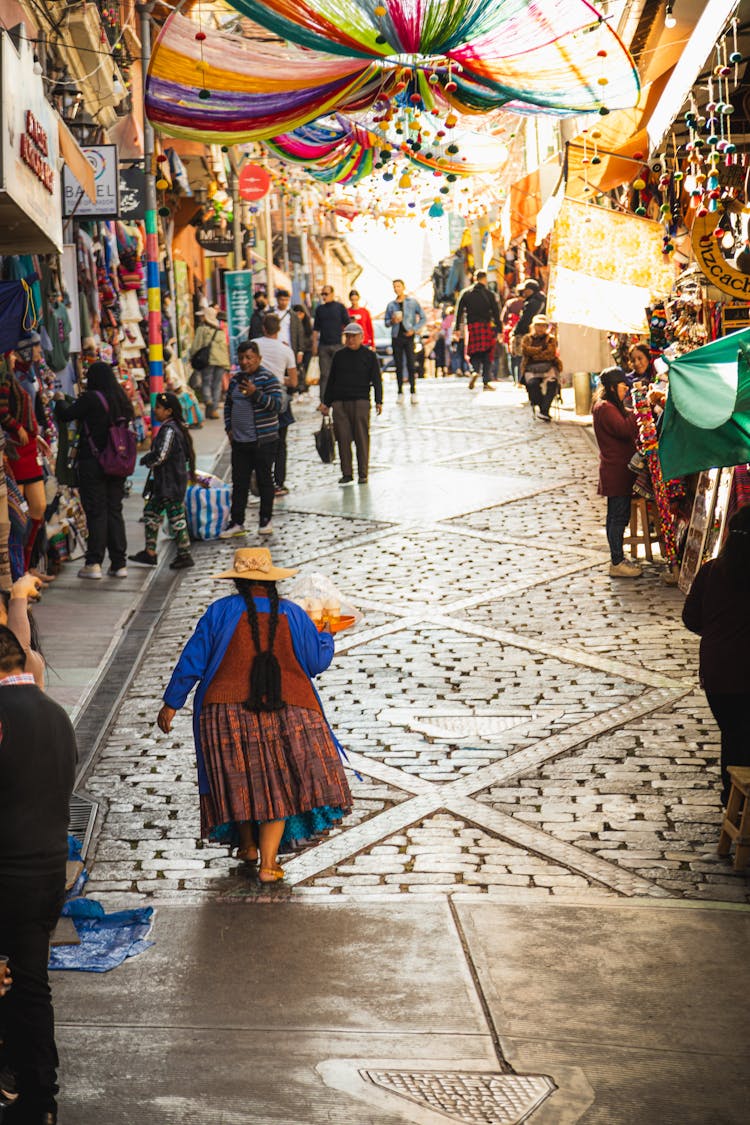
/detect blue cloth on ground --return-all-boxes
[49,834,154,972]
[49,900,154,973]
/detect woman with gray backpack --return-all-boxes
[190,307,229,419]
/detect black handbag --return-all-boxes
[314,417,336,464]
[191,327,219,372]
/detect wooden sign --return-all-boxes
[691,212,750,300]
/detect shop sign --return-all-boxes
[196,220,234,255]
[225,270,253,365]
[118,165,146,220]
[0,31,62,252]
[692,212,750,299]
[20,112,53,192]
[238,163,270,202]
[63,145,119,219]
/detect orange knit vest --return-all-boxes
[203,613,321,711]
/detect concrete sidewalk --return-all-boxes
[54,897,750,1123]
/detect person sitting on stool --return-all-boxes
[321,323,382,485]
[520,315,562,422]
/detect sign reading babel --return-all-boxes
[692,212,750,299]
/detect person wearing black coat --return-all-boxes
[55,362,134,580]
[0,625,77,1125]
[682,504,750,805]
[513,280,547,342]
[129,393,196,571]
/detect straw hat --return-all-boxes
[214,547,298,581]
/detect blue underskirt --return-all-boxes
[208,804,346,853]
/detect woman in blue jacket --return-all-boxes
[157,548,351,882]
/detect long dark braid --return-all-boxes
[235,578,284,711]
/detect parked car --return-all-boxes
[373,318,395,371]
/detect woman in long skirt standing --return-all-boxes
[157,548,351,882]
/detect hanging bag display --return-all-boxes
[86,391,137,478]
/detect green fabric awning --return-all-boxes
[658,327,750,480]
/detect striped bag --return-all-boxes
[185,483,232,540]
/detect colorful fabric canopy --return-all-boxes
[146,1,640,145]
[659,329,750,480]
[266,105,509,184]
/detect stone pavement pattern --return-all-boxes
[78,380,750,907]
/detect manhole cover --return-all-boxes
[362,1069,554,1124]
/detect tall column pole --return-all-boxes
[231,156,242,266]
[280,191,289,275]
[138,2,163,428]
[264,191,274,296]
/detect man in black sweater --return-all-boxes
[312,286,350,403]
[454,270,501,391]
[0,626,77,1125]
[321,322,382,485]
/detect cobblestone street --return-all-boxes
[51,377,750,1124]
[78,379,749,908]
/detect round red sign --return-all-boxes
[238,163,271,201]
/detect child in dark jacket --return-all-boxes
[129,392,196,570]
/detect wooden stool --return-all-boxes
[624,497,659,562]
[718,766,750,871]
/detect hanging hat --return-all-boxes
[16,331,41,355]
[214,547,298,582]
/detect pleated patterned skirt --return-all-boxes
[199,702,352,849]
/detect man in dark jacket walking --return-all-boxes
[321,323,382,485]
[0,625,77,1125]
[513,280,547,343]
[454,271,501,391]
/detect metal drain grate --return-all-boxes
[362,1070,554,1124]
[68,792,98,859]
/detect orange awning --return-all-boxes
[57,117,96,203]
[510,168,541,241]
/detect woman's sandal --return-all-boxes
[258,866,285,884]
[236,847,259,864]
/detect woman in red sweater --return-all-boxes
[347,290,374,348]
[592,367,641,578]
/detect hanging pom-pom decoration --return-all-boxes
[198,89,211,100]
